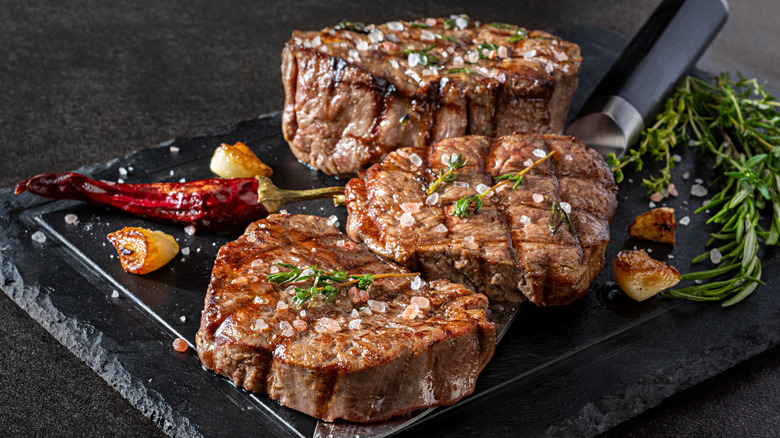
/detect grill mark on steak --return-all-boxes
[282,19,581,177]
[345,134,618,306]
[196,214,497,422]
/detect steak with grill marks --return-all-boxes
[195,213,496,423]
[282,17,582,177]
[345,133,618,306]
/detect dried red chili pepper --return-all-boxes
[15,172,344,233]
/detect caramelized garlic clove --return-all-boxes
[210,142,273,178]
[613,249,680,301]
[628,207,676,244]
[107,227,179,275]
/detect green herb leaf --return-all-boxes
[508,28,527,42]
[334,20,368,34]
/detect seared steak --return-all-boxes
[282,17,582,177]
[345,134,618,306]
[196,214,496,422]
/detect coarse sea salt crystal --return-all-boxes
[453,55,464,65]
[276,301,289,310]
[310,35,321,47]
[453,181,469,188]
[545,61,554,74]
[31,231,46,243]
[411,296,430,309]
[679,216,691,225]
[464,235,475,245]
[425,192,439,206]
[533,148,546,158]
[560,202,572,214]
[390,59,400,69]
[169,146,180,153]
[326,215,340,227]
[691,184,708,197]
[564,154,572,161]
[520,215,531,226]
[111,290,120,298]
[64,213,79,225]
[523,49,537,59]
[184,225,196,235]
[368,300,386,313]
[455,16,468,29]
[387,21,404,31]
[476,183,491,195]
[351,308,359,318]
[433,223,447,233]
[694,178,704,184]
[181,247,190,256]
[672,154,682,163]
[408,153,423,167]
[532,193,544,203]
[368,30,383,43]
[497,46,508,58]
[400,212,415,227]
[252,319,268,331]
[649,201,657,208]
[293,319,307,332]
[119,167,128,176]
[349,319,362,330]
[348,49,360,61]
[710,248,723,264]
[682,172,690,180]
[440,153,451,165]
[421,30,435,41]
[407,52,420,67]
[524,159,534,167]
[356,39,369,51]
[410,276,423,290]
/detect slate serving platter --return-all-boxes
[1,26,779,437]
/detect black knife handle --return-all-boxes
[587,0,728,122]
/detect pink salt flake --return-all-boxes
[359,289,369,302]
[343,240,356,250]
[293,319,308,332]
[401,202,421,214]
[668,184,679,197]
[650,192,664,202]
[410,296,430,309]
[349,286,360,303]
[532,193,544,203]
[402,303,420,319]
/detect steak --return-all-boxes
[195,213,496,423]
[282,17,582,177]
[345,133,618,306]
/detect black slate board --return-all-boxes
[1,26,779,437]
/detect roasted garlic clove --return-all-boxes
[613,249,681,301]
[628,207,676,244]
[107,227,179,275]
[210,141,273,178]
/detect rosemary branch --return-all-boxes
[609,72,780,306]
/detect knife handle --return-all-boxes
[569,0,728,155]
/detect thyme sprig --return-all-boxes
[454,150,556,218]
[549,200,575,236]
[423,153,468,196]
[609,73,780,306]
[334,20,368,34]
[267,263,417,307]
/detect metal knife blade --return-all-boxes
[567,0,728,158]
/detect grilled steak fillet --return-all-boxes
[196,214,496,422]
[345,134,618,306]
[282,17,582,177]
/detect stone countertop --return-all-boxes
[1,1,778,436]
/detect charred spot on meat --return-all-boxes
[196,214,496,423]
[282,17,582,177]
[345,133,619,306]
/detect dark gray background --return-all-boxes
[1,1,778,436]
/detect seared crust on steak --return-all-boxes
[196,214,496,422]
[345,134,618,306]
[282,18,582,177]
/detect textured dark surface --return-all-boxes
[2,1,780,437]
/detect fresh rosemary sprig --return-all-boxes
[508,28,527,43]
[453,150,556,218]
[610,73,780,306]
[549,200,575,236]
[267,263,417,307]
[423,153,468,196]
[401,44,440,67]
